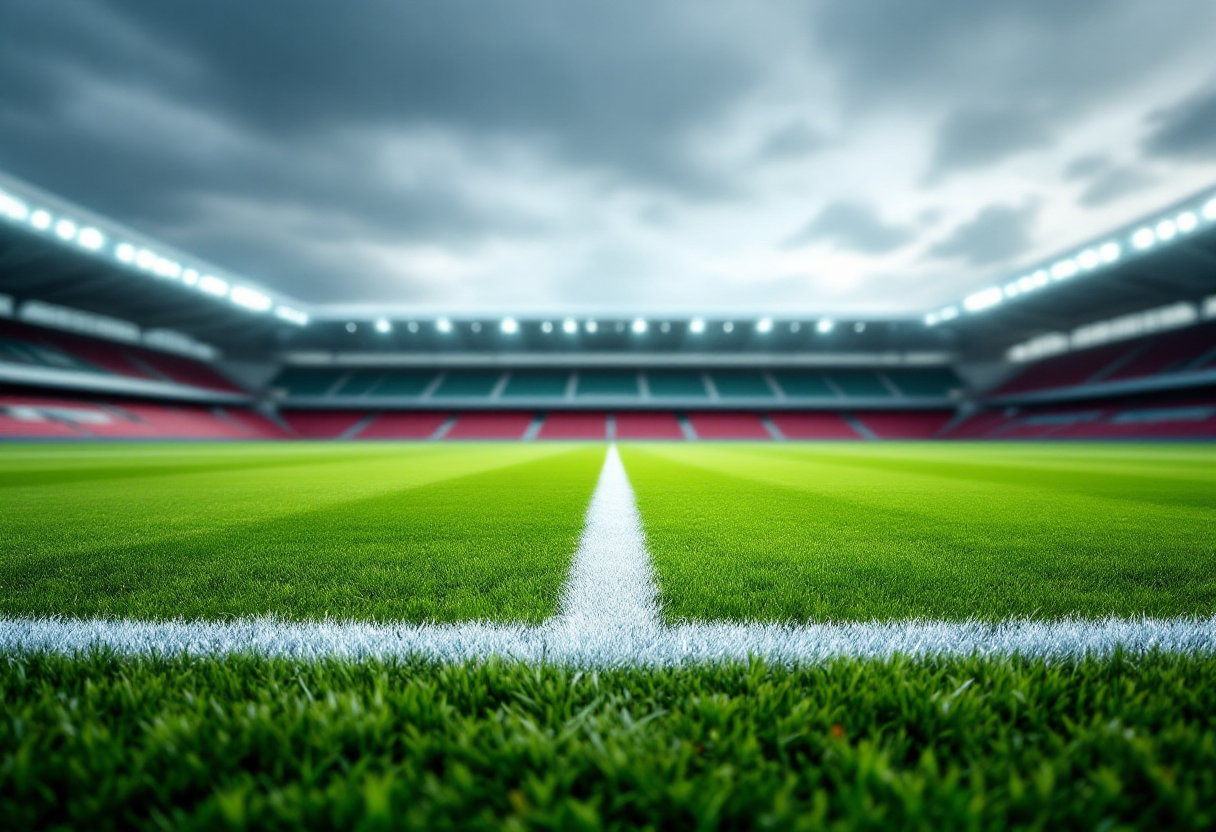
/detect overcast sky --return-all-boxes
[3,0,1216,316]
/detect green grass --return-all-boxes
[0,443,604,623]
[622,443,1216,623]
[3,651,1216,830]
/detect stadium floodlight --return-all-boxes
[585,320,598,333]
[1031,270,1049,288]
[1204,198,1216,221]
[939,306,959,322]
[374,318,392,334]
[470,322,482,333]
[182,268,199,285]
[561,318,577,334]
[1003,282,1020,298]
[54,219,78,241]
[1077,249,1100,270]
[275,306,309,326]
[1132,227,1155,250]
[1155,219,1177,241]
[77,227,105,250]
[816,318,835,333]
[407,321,419,333]
[30,209,52,230]
[1099,242,1121,264]
[0,190,30,221]
[154,258,182,279]
[1050,259,1078,280]
[500,317,519,334]
[723,321,734,333]
[199,275,229,297]
[631,317,648,334]
[436,317,453,333]
[964,287,1003,312]
[115,242,136,263]
[924,312,940,326]
[689,317,705,334]
[231,286,272,312]
[789,321,801,332]
[660,321,671,333]
[854,322,866,333]
[136,248,157,269]
[541,321,553,333]
[1177,212,1198,233]
[756,317,773,334]
[345,322,357,333]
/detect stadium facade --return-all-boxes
[1,169,1213,442]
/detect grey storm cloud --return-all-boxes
[2,0,1215,312]
[786,201,914,255]
[1143,83,1216,162]
[930,204,1039,267]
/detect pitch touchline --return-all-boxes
[2,445,1215,663]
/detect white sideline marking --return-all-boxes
[3,445,1215,665]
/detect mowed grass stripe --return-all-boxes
[621,443,1216,624]
[0,444,605,623]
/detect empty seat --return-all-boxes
[537,411,607,439]
[280,411,366,438]
[687,411,771,439]
[356,412,448,439]
[771,371,837,398]
[887,369,959,398]
[432,371,502,398]
[768,412,861,439]
[372,371,437,397]
[576,371,639,397]
[645,371,708,398]
[709,371,774,398]
[273,368,344,397]
[445,411,535,439]
[827,371,890,397]
[855,411,955,439]
[614,411,685,439]
[502,370,570,398]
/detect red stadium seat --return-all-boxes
[444,411,535,440]
[614,412,685,439]
[686,412,770,440]
[356,412,449,439]
[537,411,607,439]
[768,412,861,439]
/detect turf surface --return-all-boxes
[0,443,603,623]
[623,443,1216,623]
[3,651,1215,830]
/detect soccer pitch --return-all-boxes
[3,441,1216,829]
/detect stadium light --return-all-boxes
[789,322,801,332]
[470,322,482,333]
[1099,242,1121,263]
[345,322,357,333]
[199,275,229,297]
[1156,219,1177,241]
[723,321,734,333]
[30,209,52,230]
[1177,212,1198,233]
[0,190,30,221]
[585,320,598,333]
[756,317,773,334]
[541,321,553,334]
[854,322,866,333]
[1050,259,1078,280]
[631,317,647,334]
[689,317,705,334]
[660,321,671,333]
[1132,228,1155,250]
[231,286,272,312]
[182,268,199,285]
[1032,270,1049,288]
[1204,199,1216,221]
[115,243,136,263]
[436,317,453,333]
[154,258,182,279]
[275,306,309,326]
[500,317,519,334]
[964,287,1003,312]
[136,249,157,269]
[562,318,577,334]
[816,318,835,333]
[1003,282,1020,299]
[54,219,77,241]
[939,306,959,321]
[374,318,392,334]
[407,322,419,333]
[77,227,105,250]
[1077,249,1100,270]
[924,313,940,326]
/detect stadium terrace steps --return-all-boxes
[354,411,450,440]
[280,410,367,439]
[537,411,608,439]
[768,411,862,439]
[855,410,955,439]
[614,411,685,439]
[444,411,536,439]
[686,411,771,439]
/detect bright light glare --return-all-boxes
[231,286,272,312]
[689,317,705,334]
[756,317,773,334]
[963,287,1003,312]
[136,249,157,269]
[722,321,734,333]
[77,227,105,250]
[155,259,182,279]
[789,322,801,333]
[0,190,30,221]
[199,275,229,297]
[939,306,959,322]
[407,322,419,333]
[541,321,553,333]
[115,243,136,263]
[182,269,199,285]
[1132,228,1155,249]
[1204,199,1216,221]
[562,318,577,334]
[585,320,598,333]
[1077,249,1100,270]
[54,219,77,241]
[1050,259,1078,280]
[1099,242,1121,263]
[436,317,453,333]
[275,306,309,326]
[375,318,392,334]
[631,317,647,334]
[500,317,519,334]
[31,210,52,230]
[1156,220,1177,241]
[816,318,834,333]
[1177,212,1198,233]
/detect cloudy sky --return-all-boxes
[3,0,1216,316]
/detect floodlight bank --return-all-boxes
[3,446,1214,665]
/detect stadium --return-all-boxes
[2,2,1215,829]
